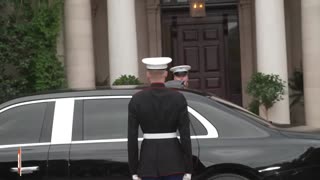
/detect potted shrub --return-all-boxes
[247,72,286,119]
[112,75,142,89]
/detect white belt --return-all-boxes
[143,132,177,139]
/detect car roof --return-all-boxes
[0,87,212,109]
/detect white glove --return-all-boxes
[132,174,141,180]
[183,173,192,180]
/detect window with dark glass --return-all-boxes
[83,99,129,140]
[187,99,269,138]
[83,98,207,140]
[188,113,207,136]
[0,103,48,145]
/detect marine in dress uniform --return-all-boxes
[128,57,193,180]
[165,65,191,88]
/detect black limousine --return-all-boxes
[1,89,320,180]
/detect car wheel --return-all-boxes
[207,173,250,180]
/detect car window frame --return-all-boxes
[180,92,270,139]
[0,99,55,149]
[201,96,270,138]
[71,96,218,144]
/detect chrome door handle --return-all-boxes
[11,166,39,174]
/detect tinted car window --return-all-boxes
[188,113,207,136]
[187,98,268,138]
[0,103,48,145]
[83,99,129,140]
[83,98,207,140]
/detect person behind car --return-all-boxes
[128,57,193,180]
[165,65,191,88]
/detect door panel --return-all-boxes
[162,9,242,105]
[69,98,131,179]
[0,145,49,180]
[70,142,130,180]
[69,97,208,179]
[177,24,226,98]
[0,102,55,179]
[47,144,70,180]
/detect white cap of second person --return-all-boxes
[142,57,172,70]
[170,65,191,73]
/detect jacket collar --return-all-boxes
[150,82,165,88]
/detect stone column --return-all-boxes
[107,0,139,85]
[255,0,290,124]
[238,0,256,108]
[64,0,95,89]
[301,0,320,127]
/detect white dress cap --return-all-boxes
[142,57,172,70]
[170,65,191,73]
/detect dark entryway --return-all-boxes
[161,2,242,105]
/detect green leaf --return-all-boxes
[247,72,286,109]
[0,0,64,103]
[112,75,142,85]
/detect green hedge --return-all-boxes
[0,0,65,103]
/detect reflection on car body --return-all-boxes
[0,89,320,180]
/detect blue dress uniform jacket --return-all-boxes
[128,83,193,178]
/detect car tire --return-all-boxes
[207,173,250,180]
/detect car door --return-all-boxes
[69,97,131,180]
[68,95,213,179]
[185,94,290,169]
[0,101,55,180]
